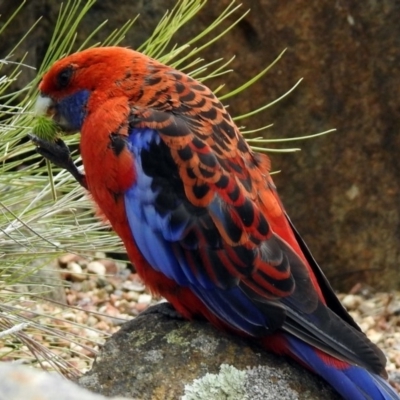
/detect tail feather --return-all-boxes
[343,368,399,400]
[264,333,399,400]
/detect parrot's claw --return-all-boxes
[28,134,88,189]
[29,134,71,167]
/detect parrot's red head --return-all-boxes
[36,46,155,133]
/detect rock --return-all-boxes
[67,262,87,282]
[78,303,339,399]
[0,362,134,400]
[341,294,362,310]
[122,280,145,293]
[59,254,83,268]
[137,293,152,304]
[87,261,107,276]
[96,258,118,275]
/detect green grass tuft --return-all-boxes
[32,116,59,142]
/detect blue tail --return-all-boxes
[285,335,399,400]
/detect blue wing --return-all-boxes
[124,126,279,335]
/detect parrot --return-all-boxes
[30,46,398,400]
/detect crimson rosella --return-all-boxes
[31,46,398,399]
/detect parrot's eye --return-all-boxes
[56,66,74,89]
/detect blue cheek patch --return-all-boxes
[57,89,90,131]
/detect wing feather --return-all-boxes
[123,99,386,375]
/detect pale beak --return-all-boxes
[35,94,56,117]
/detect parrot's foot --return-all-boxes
[139,302,184,320]
[29,134,87,189]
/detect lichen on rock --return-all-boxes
[182,364,248,400]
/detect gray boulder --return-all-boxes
[0,362,134,400]
[78,303,339,399]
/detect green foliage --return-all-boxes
[32,116,59,142]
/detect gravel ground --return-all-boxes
[2,253,400,393]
